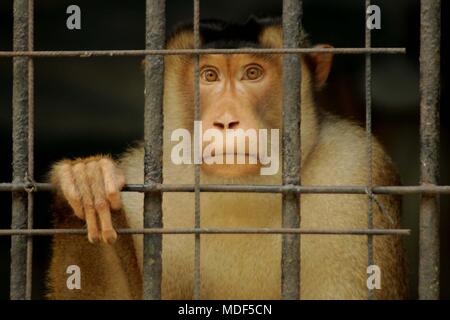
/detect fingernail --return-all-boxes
[102,230,117,245]
[88,234,99,244]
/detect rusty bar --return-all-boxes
[143,0,165,300]
[2,182,450,195]
[418,0,441,300]
[0,228,411,236]
[0,47,406,58]
[10,0,30,300]
[193,0,201,301]
[365,0,374,300]
[25,0,35,300]
[281,0,302,300]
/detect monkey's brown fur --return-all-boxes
[47,23,408,299]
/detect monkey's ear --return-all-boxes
[305,44,333,90]
[259,25,283,48]
[166,30,195,49]
[141,30,195,71]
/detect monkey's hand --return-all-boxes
[50,156,126,244]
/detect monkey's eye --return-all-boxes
[201,68,220,82]
[242,65,264,81]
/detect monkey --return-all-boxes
[47,17,408,300]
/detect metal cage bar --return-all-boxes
[418,0,441,300]
[25,0,35,300]
[281,0,302,300]
[2,0,442,301]
[365,0,374,300]
[10,0,31,301]
[0,228,411,236]
[0,48,406,57]
[193,0,202,301]
[2,182,450,195]
[143,0,165,300]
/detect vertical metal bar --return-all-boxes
[365,0,374,300]
[193,0,201,300]
[143,0,165,300]
[25,0,35,300]
[419,0,440,300]
[281,0,302,300]
[11,0,29,300]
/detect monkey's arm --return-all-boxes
[46,156,142,299]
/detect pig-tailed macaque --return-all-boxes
[47,17,408,299]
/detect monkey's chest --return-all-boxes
[162,234,282,299]
[159,192,284,299]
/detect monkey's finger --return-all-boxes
[56,163,85,220]
[87,161,117,244]
[98,207,117,245]
[73,163,100,243]
[85,206,100,244]
[100,158,123,210]
[115,167,126,190]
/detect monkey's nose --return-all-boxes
[213,113,240,130]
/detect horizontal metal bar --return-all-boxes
[0,228,411,236]
[1,182,450,195]
[0,47,406,58]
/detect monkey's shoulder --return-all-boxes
[118,143,145,184]
[304,114,398,186]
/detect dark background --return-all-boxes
[0,0,448,299]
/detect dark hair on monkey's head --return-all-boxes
[168,16,309,49]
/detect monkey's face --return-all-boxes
[165,23,333,178]
[198,54,282,177]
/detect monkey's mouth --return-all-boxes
[203,152,259,164]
